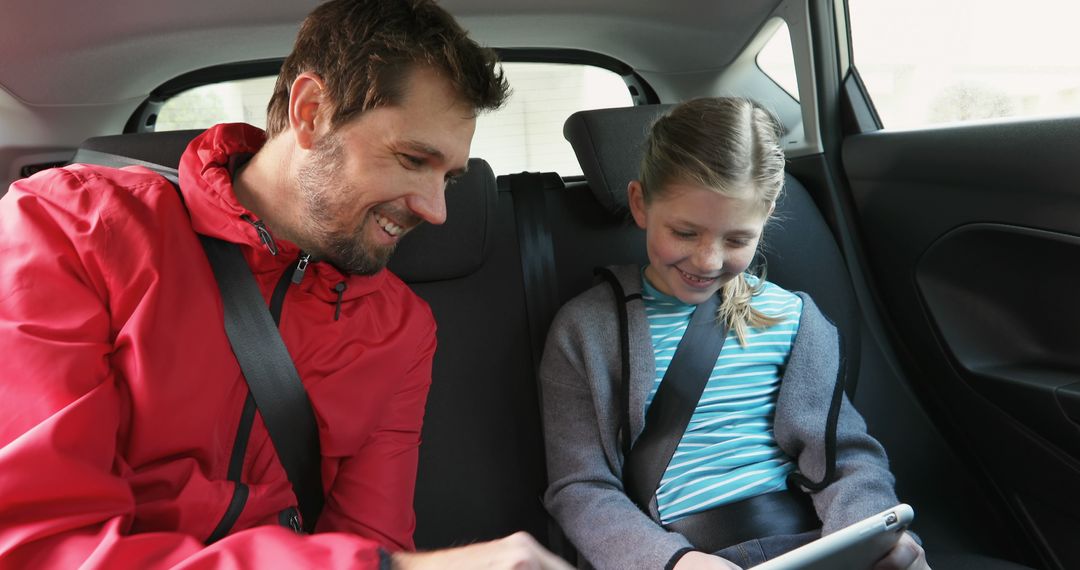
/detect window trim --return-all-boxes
[125,59,283,133]
[126,50,656,134]
[496,48,658,106]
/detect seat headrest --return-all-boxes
[563,104,673,218]
[388,158,497,283]
[78,130,204,169]
[75,131,496,283]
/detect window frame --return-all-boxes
[126,49,657,134]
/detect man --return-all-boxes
[0,1,569,568]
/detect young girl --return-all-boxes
[539,98,928,570]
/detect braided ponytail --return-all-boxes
[719,267,783,346]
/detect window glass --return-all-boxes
[472,63,632,176]
[155,62,634,175]
[156,76,275,131]
[757,21,799,100]
[849,0,1080,128]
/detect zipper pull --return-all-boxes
[288,510,303,534]
[242,215,278,255]
[279,507,303,534]
[332,282,347,321]
[291,252,311,284]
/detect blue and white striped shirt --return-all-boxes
[642,273,802,524]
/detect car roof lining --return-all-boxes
[0,0,781,107]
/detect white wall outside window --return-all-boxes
[155,63,633,176]
[849,0,1080,129]
[757,21,799,101]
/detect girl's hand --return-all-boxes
[873,532,930,570]
[673,550,743,570]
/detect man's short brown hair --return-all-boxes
[265,0,509,138]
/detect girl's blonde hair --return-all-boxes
[639,97,786,344]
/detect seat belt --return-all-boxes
[507,172,576,560]
[603,271,822,552]
[507,172,560,372]
[621,288,728,514]
[198,236,324,532]
[72,150,324,532]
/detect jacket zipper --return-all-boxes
[239,215,310,286]
[292,253,311,284]
[241,214,278,256]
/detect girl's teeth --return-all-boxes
[680,269,713,283]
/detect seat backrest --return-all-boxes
[398,164,550,548]
[75,129,203,168]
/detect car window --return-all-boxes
[156,62,634,176]
[155,76,277,133]
[757,21,799,101]
[849,0,1080,129]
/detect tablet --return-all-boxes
[752,503,914,570]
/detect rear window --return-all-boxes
[155,62,634,176]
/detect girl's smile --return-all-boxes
[628,180,772,305]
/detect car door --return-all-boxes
[816,1,1080,568]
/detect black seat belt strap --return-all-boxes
[508,172,574,559]
[508,172,560,372]
[199,236,324,532]
[613,281,822,550]
[622,291,728,515]
[72,149,324,532]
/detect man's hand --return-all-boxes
[392,531,574,570]
[873,532,930,570]
[673,551,743,570]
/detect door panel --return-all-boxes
[919,223,1080,459]
[842,119,1080,570]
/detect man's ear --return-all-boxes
[627,180,648,230]
[288,72,329,150]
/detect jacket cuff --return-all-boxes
[665,547,697,570]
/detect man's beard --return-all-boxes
[294,133,396,276]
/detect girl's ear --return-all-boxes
[628,180,648,229]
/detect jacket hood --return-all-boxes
[178,123,387,302]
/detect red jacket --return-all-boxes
[0,124,435,568]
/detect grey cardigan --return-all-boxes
[540,265,898,569]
